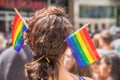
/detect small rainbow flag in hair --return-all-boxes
[65,23,100,67]
[12,8,28,52]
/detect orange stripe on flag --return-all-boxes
[12,14,19,44]
[80,29,97,61]
[83,27,100,60]
[12,18,22,45]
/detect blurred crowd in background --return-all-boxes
[64,27,120,80]
[0,32,11,53]
[1,0,120,80]
[1,15,120,80]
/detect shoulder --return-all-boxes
[0,46,25,61]
[0,47,14,59]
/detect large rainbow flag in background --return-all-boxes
[65,23,100,68]
[12,8,28,52]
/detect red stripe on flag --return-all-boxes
[12,17,22,45]
[79,29,97,61]
[12,14,19,45]
[82,27,100,60]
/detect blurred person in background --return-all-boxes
[109,25,119,40]
[111,29,120,53]
[92,32,101,49]
[111,38,120,53]
[92,49,109,80]
[0,32,7,54]
[0,30,32,80]
[0,45,32,80]
[90,32,101,80]
[64,48,92,78]
[94,52,120,80]
[99,30,114,50]
[0,11,32,79]
[6,39,12,48]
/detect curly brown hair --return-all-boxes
[25,6,73,80]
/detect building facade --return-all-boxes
[74,0,120,32]
[0,0,47,35]
[0,0,70,35]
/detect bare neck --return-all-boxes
[48,55,79,80]
[59,60,78,80]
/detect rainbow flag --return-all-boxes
[12,8,28,52]
[65,23,100,67]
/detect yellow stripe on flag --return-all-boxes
[13,21,23,46]
[80,29,97,61]
[76,31,94,63]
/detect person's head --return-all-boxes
[92,33,101,49]
[97,53,120,80]
[25,6,73,80]
[99,30,113,49]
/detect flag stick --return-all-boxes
[14,8,19,13]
